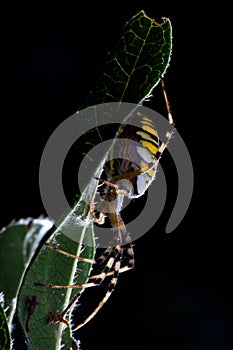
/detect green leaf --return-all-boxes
[16,193,97,350]
[86,10,172,105]
[0,218,53,326]
[0,295,11,350]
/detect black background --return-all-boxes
[0,1,231,350]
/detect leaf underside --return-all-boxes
[86,10,172,106]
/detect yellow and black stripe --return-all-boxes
[101,112,161,198]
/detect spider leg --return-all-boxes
[161,78,173,126]
[94,207,134,273]
[89,240,134,279]
[95,231,124,265]
[157,78,175,154]
[115,213,134,270]
[72,212,134,332]
[95,245,113,265]
[90,199,107,225]
[49,293,81,328]
[72,253,122,331]
[35,244,121,289]
[90,226,134,280]
[44,243,96,264]
[90,199,122,267]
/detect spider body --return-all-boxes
[98,115,160,203]
[108,114,161,198]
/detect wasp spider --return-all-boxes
[36,79,174,332]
